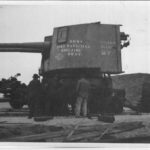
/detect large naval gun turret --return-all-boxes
[0,22,130,114]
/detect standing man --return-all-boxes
[75,76,91,117]
[27,74,43,118]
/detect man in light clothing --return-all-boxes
[75,77,90,117]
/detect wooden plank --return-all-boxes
[5,130,67,142]
[107,124,144,135]
[65,119,86,140]
[65,131,103,142]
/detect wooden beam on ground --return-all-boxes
[65,131,103,142]
[65,118,86,141]
[5,130,67,142]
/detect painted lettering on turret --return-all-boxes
[100,40,116,56]
[56,39,90,57]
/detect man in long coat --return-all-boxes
[28,74,43,118]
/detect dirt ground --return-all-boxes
[1,102,150,142]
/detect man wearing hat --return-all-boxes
[27,74,43,118]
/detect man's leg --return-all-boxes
[35,98,40,117]
[75,96,82,117]
[82,98,88,117]
[45,98,51,116]
[33,98,41,117]
[29,100,34,118]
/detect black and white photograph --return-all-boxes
[0,1,150,147]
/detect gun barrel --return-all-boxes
[0,42,48,53]
[0,48,42,53]
[0,42,44,49]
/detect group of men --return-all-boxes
[27,73,91,118]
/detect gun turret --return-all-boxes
[0,22,130,115]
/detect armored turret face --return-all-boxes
[41,22,128,75]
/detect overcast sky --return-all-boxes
[0,1,150,84]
